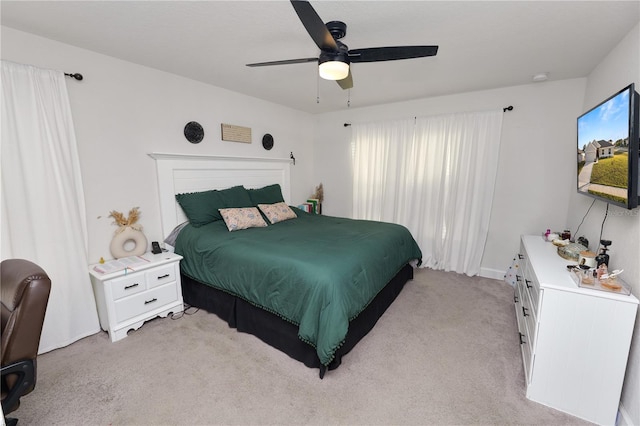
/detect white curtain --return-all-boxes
[352,110,504,276]
[1,61,100,353]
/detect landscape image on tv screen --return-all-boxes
[577,87,631,206]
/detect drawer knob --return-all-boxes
[144,298,158,305]
[124,283,140,290]
[157,274,170,280]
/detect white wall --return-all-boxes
[314,79,586,278]
[3,21,638,423]
[565,23,640,426]
[1,27,316,263]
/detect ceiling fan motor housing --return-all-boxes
[326,21,347,40]
[319,50,350,65]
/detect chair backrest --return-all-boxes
[1,259,51,369]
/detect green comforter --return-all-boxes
[175,210,422,366]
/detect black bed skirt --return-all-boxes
[180,264,414,377]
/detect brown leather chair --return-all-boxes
[1,259,51,426]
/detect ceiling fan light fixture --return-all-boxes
[319,56,350,81]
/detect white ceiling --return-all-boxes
[2,1,639,114]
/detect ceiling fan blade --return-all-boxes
[247,58,318,67]
[349,46,438,63]
[290,0,339,52]
[336,69,353,90]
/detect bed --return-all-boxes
[150,153,422,377]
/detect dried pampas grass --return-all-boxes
[109,207,142,232]
[312,183,324,203]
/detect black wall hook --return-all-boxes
[64,72,83,81]
[290,152,296,165]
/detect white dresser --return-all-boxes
[514,235,638,425]
[89,251,184,342]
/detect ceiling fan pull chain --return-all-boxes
[347,89,351,108]
[316,73,320,104]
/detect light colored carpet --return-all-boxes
[11,268,591,425]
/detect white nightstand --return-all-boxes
[89,251,184,342]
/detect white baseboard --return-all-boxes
[479,267,506,281]
[617,402,633,426]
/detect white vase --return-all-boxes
[110,226,148,259]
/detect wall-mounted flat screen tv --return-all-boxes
[577,83,639,209]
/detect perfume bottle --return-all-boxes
[596,239,611,267]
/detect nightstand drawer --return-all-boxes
[145,263,176,289]
[111,272,147,300]
[114,282,179,323]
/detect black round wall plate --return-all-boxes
[184,121,204,144]
[262,133,274,150]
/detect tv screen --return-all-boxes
[577,84,639,209]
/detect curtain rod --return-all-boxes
[64,72,83,81]
[343,105,514,127]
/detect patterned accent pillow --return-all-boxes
[257,202,297,224]
[219,207,268,231]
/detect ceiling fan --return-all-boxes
[246,0,439,90]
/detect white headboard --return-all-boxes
[149,153,292,238]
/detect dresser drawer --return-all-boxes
[523,263,540,312]
[520,284,537,346]
[145,263,176,289]
[514,285,525,331]
[520,320,533,383]
[114,282,179,323]
[111,272,147,300]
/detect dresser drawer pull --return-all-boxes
[124,283,140,290]
[514,294,519,303]
[522,306,529,317]
[519,332,526,345]
[157,274,170,280]
[516,275,522,282]
[144,298,158,305]
[525,279,532,289]
[518,254,524,259]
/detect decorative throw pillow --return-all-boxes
[164,221,189,247]
[247,184,285,206]
[175,185,253,227]
[220,185,253,209]
[175,189,225,227]
[258,202,297,224]
[219,207,268,231]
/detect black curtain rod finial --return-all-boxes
[65,72,83,81]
